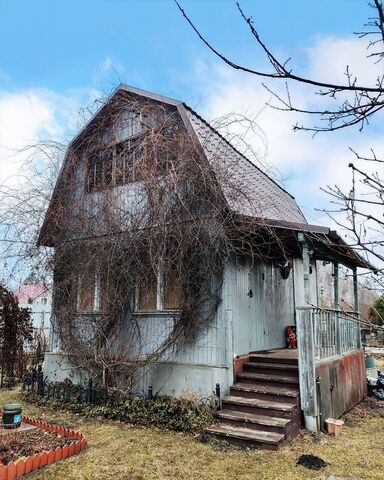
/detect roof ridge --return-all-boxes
[182,103,296,201]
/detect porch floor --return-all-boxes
[249,348,298,361]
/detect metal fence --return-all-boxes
[24,376,155,405]
[25,376,221,410]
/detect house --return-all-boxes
[14,284,52,343]
[39,84,374,448]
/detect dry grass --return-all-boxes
[0,390,382,480]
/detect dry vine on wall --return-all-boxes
[7,91,289,390]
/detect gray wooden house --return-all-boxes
[40,85,373,449]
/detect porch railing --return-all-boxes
[310,307,361,362]
[296,306,362,432]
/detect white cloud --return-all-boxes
[0,87,98,186]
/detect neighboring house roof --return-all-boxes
[13,284,52,304]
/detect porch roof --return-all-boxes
[236,215,376,271]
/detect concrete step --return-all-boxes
[236,371,299,387]
[222,395,297,418]
[205,424,285,450]
[216,409,290,434]
[243,362,299,377]
[230,383,299,404]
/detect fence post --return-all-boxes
[296,307,318,433]
[147,385,153,400]
[86,379,93,404]
[37,369,44,397]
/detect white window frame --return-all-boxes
[135,263,180,313]
[77,268,103,313]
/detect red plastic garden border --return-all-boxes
[0,416,87,479]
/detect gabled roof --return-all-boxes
[38,84,306,245]
[38,84,375,271]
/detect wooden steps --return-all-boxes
[204,349,302,449]
[215,410,290,434]
[205,424,285,450]
[237,371,299,386]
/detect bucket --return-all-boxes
[2,403,22,429]
[365,356,377,369]
[325,418,344,436]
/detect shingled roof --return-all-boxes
[183,105,306,224]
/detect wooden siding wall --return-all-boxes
[129,312,228,367]
[127,256,319,366]
[127,271,231,368]
[229,257,318,357]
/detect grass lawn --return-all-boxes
[0,390,383,480]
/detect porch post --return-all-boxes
[352,267,359,312]
[296,307,318,432]
[333,263,339,309]
[352,267,361,348]
[298,232,310,304]
[297,233,318,432]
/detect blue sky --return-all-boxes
[0,0,371,95]
[0,0,383,226]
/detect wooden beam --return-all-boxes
[353,267,359,312]
[296,307,318,432]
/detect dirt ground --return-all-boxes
[0,389,383,480]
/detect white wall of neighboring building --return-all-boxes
[14,285,53,344]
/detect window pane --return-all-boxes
[99,272,109,312]
[78,276,95,312]
[103,149,113,187]
[137,271,157,311]
[164,276,182,310]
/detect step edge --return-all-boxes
[231,384,299,396]
[244,362,298,369]
[222,397,297,411]
[237,373,299,383]
[216,411,291,426]
[205,426,284,444]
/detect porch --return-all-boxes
[296,306,366,433]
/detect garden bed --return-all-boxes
[0,416,86,478]
[0,429,70,465]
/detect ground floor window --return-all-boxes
[77,267,107,313]
[136,264,182,312]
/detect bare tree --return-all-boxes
[176,0,384,133]
[177,0,384,281]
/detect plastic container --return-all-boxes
[365,356,377,369]
[325,418,344,436]
[2,403,22,429]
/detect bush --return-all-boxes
[25,383,216,433]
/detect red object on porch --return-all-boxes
[286,326,297,349]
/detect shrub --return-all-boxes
[25,383,216,433]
